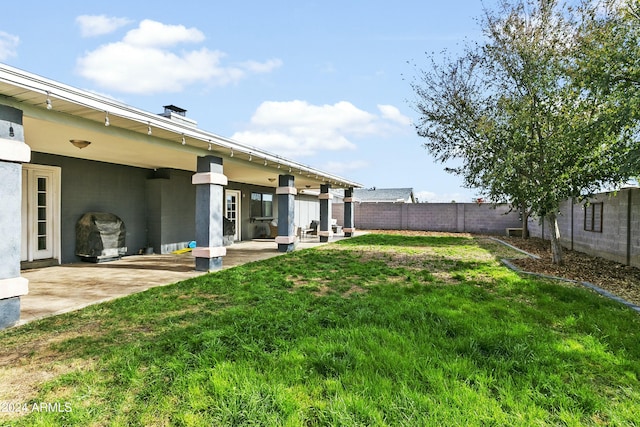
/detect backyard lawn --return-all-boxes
[1,233,639,426]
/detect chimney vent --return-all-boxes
[163,105,186,116]
[159,105,197,127]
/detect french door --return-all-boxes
[225,190,241,242]
[21,164,61,263]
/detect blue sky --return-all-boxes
[0,1,495,202]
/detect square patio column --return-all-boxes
[192,155,227,271]
[319,184,333,243]
[343,187,356,237]
[276,174,297,252]
[0,105,30,329]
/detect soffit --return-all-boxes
[0,66,361,190]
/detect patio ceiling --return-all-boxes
[0,64,361,190]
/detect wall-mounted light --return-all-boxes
[208,140,212,151]
[46,91,52,110]
[264,158,268,166]
[104,111,110,127]
[147,122,152,135]
[69,139,91,149]
[230,148,234,157]
[9,124,14,138]
[181,134,186,145]
[249,154,252,162]
[289,167,292,173]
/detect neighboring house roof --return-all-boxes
[0,63,361,190]
[354,187,415,203]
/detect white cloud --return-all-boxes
[123,19,204,47]
[232,100,411,157]
[378,104,412,126]
[239,59,283,73]
[76,19,282,94]
[0,32,19,60]
[76,15,132,37]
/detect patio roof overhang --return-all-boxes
[0,63,362,190]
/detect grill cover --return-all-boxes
[76,212,127,262]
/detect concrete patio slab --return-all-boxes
[18,237,342,327]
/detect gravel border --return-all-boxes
[491,238,640,314]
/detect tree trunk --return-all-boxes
[521,203,530,239]
[547,212,564,265]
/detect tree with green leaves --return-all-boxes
[573,0,640,175]
[411,0,639,264]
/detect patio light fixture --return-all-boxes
[104,111,110,127]
[147,123,152,135]
[181,134,186,145]
[46,91,52,110]
[69,139,91,149]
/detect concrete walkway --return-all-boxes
[18,237,338,326]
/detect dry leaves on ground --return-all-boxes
[498,236,640,307]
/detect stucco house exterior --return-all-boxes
[0,63,360,329]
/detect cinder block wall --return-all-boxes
[407,204,458,232]
[356,203,404,230]
[528,188,640,267]
[333,202,520,235]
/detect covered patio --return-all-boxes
[0,63,361,329]
[18,235,353,326]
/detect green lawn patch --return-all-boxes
[1,233,639,426]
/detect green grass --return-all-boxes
[1,233,639,426]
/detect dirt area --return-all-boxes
[500,236,640,307]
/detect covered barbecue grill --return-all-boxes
[76,212,127,262]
